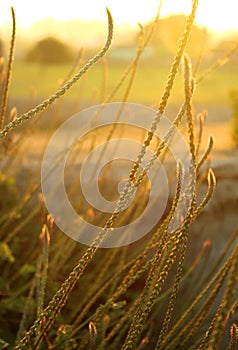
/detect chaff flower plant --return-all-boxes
[0,1,237,349]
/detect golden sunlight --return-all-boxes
[0,0,238,32]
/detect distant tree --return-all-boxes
[25,36,74,64]
[145,15,211,59]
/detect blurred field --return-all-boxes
[9,59,238,109]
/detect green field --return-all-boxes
[10,58,238,108]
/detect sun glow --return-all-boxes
[0,0,237,33]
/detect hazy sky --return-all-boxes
[0,0,237,32]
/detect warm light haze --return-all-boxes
[0,0,238,33]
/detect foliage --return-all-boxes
[0,3,237,350]
[25,36,75,64]
[145,14,211,59]
[0,172,19,215]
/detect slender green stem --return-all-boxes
[0,7,16,130]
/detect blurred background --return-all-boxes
[0,0,238,121]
